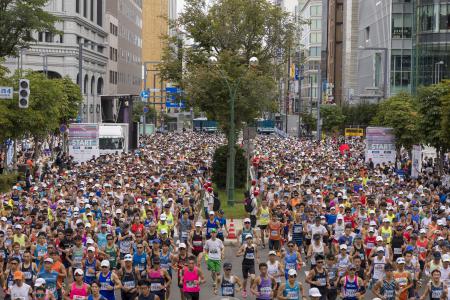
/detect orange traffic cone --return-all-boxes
[228,218,237,239]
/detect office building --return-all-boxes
[412,0,450,89]
[356,0,413,103]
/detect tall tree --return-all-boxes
[416,81,450,173]
[159,0,298,138]
[371,92,419,152]
[0,0,58,57]
[320,104,345,134]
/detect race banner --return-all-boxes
[365,127,396,165]
[68,124,100,163]
[411,144,422,178]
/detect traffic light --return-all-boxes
[18,79,30,108]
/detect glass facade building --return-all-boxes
[412,0,450,90]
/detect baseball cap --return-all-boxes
[209,211,215,215]
[179,243,186,249]
[443,254,450,262]
[369,227,375,232]
[87,246,95,252]
[74,268,84,275]
[223,262,232,270]
[376,246,385,253]
[309,287,322,297]
[269,250,276,256]
[195,221,202,227]
[376,236,383,241]
[244,218,251,223]
[419,228,426,234]
[13,271,24,280]
[340,244,347,250]
[124,254,133,262]
[288,269,297,276]
[35,278,46,287]
[245,234,253,239]
[101,260,110,267]
[160,214,167,220]
[44,257,54,263]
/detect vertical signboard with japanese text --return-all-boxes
[365,127,396,165]
[68,124,100,163]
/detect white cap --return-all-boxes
[396,257,405,264]
[35,278,46,287]
[195,222,202,227]
[124,254,133,261]
[0,217,6,222]
[160,214,167,220]
[244,218,251,223]
[115,209,122,214]
[443,254,450,262]
[288,269,297,276]
[383,218,390,223]
[309,287,322,297]
[337,214,344,220]
[376,246,385,252]
[86,238,94,244]
[179,243,186,249]
[340,244,347,250]
[437,236,445,241]
[44,257,54,263]
[76,219,83,225]
[101,260,110,267]
[376,236,383,242]
[339,204,344,208]
[369,227,375,232]
[160,229,168,234]
[73,207,79,212]
[419,228,426,234]
[14,224,22,229]
[85,223,91,228]
[85,204,91,209]
[209,211,215,215]
[406,225,413,230]
[269,250,277,256]
[437,220,445,226]
[370,221,377,226]
[87,246,96,252]
[74,268,84,275]
[245,234,253,239]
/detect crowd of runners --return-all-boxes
[0,131,449,300]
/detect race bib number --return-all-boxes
[260,286,272,296]
[150,283,162,291]
[222,286,234,296]
[286,291,298,299]
[73,296,87,300]
[186,281,197,288]
[123,281,135,288]
[245,253,255,260]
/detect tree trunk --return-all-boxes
[438,148,444,176]
[33,135,41,160]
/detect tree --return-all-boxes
[416,81,450,174]
[59,76,83,123]
[320,104,345,134]
[371,92,419,152]
[0,0,58,57]
[159,0,298,138]
[342,102,379,128]
[132,101,157,123]
[212,145,247,189]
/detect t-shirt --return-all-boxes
[205,238,224,261]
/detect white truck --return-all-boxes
[98,124,129,155]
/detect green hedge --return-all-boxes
[0,173,18,192]
[212,145,247,189]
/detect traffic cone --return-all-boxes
[228,218,237,239]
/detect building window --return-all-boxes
[59,34,64,43]
[76,0,80,13]
[38,32,43,42]
[310,5,321,17]
[374,53,382,87]
[440,4,450,30]
[392,13,412,38]
[97,0,103,27]
[91,76,95,95]
[45,32,53,43]
[83,0,87,17]
[84,75,88,94]
[365,26,370,42]
[90,0,94,21]
[97,77,103,94]
[310,32,321,43]
[309,47,321,57]
[310,19,321,30]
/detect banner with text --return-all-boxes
[411,145,422,179]
[365,127,396,165]
[68,124,99,163]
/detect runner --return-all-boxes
[372,263,399,300]
[97,260,121,300]
[214,262,243,297]
[67,269,89,300]
[339,264,365,300]
[181,256,205,300]
[145,256,171,300]
[204,228,224,286]
[258,199,271,248]
[10,271,33,300]
[306,254,328,300]
[277,269,305,300]
[282,240,302,280]
[251,262,277,300]
[237,234,259,298]
[119,254,139,300]
[267,250,283,295]
[190,222,205,266]
[419,269,448,300]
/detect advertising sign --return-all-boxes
[365,127,396,165]
[411,144,422,179]
[68,124,99,163]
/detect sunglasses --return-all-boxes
[36,294,46,298]
[75,273,83,276]
[317,261,324,264]
[224,268,232,271]
[289,275,297,278]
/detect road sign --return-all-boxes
[140,90,150,99]
[166,101,186,108]
[143,106,149,113]
[60,124,67,133]
[149,88,160,92]
[165,87,181,94]
[0,86,13,99]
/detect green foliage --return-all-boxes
[300,112,316,134]
[159,0,298,136]
[132,101,157,123]
[0,173,17,192]
[0,0,59,57]
[212,145,247,190]
[416,81,450,153]
[342,103,379,127]
[0,70,83,142]
[320,105,345,134]
[371,92,419,151]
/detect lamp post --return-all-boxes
[434,61,444,84]
[358,46,389,99]
[208,55,259,206]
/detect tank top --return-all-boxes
[177,254,188,283]
[373,256,386,280]
[21,263,35,286]
[69,282,89,300]
[104,245,117,269]
[430,260,443,274]
[283,281,301,300]
[268,222,281,241]
[10,283,31,300]
[284,251,298,273]
[416,239,428,261]
[160,250,171,273]
[132,252,147,272]
[267,260,282,283]
[221,275,236,297]
[292,222,303,242]
[6,270,14,290]
[243,245,256,265]
[430,282,444,300]
[380,227,392,244]
[13,234,26,248]
[260,207,270,225]
[99,271,115,300]
[182,266,200,293]
[119,235,133,255]
[34,243,48,264]
[72,246,84,269]
[241,228,253,244]
[394,271,409,300]
[312,267,327,288]
[84,258,97,284]
[381,279,396,300]
[337,254,350,277]
[147,269,165,298]
[257,276,273,300]
[310,242,324,265]
[391,235,404,258]
[342,275,359,300]
[365,235,377,256]
[354,244,366,266]
[326,264,339,289]
[206,219,218,238]
[179,219,191,240]
[192,231,203,253]
[121,269,137,290]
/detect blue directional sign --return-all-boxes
[140,90,150,99]
[165,87,181,94]
[143,106,149,113]
[166,101,186,108]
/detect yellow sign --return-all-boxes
[345,128,364,137]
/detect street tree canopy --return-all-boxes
[0,0,58,57]
[159,0,298,136]
[371,92,419,151]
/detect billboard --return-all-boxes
[68,124,100,163]
[411,145,422,179]
[365,127,396,165]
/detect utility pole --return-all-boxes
[285,46,291,134]
[316,65,322,141]
[298,71,302,138]
[78,42,83,121]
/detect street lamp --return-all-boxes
[208,55,258,206]
[358,46,389,100]
[434,61,444,84]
